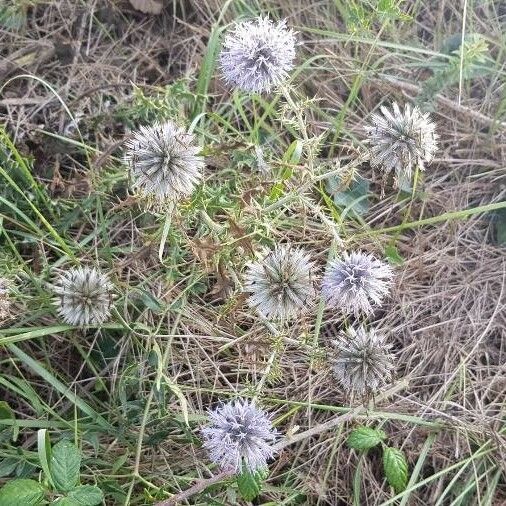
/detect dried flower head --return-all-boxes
[201,398,277,473]
[52,266,113,326]
[0,278,11,323]
[124,121,204,204]
[365,102,438,186]
[322,251,393,316]
[331,326,394,396]
[219,16,296,93]
[244,245,315,321]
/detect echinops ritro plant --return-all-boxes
[244,245,316,321]
[219,16,297,94]
[365,102,438,187]
[52,266,114,326]
[124,121,205,205]
[201,398,277,473]
[331,325,394,397]
[322,251,393,316]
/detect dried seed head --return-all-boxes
[124,121,204,204]
[365,102,438,186]
[331,326,394,396]
[201,398,277,473]
[220,16,297,93]
[244,245,316,321]
[52,267,114,326]
[322,251,393,316]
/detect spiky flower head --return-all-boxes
[365,102,438,186]
[124,121,205,205]
[201,398,277,473]
[0,278,11,323]
[52,266,113,326]
[331,326,394,396]
[219,16,297,93]
[322,251,393,316]
[244,245,316,321]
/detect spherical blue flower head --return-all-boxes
[322,251,393,316]
[219,16,297,94]
[201,398,277,473]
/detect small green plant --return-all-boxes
[0,431,104,506]
[347,425,409,494]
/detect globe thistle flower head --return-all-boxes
[332,326,394,397]
[52,266,113,326]
[322,251,393,316]
[244,245,316,321]
[124,121,204,206]
[365,102,438,186]
[0,278,11,323]
[201,398,277,473]
[219,16,297,93]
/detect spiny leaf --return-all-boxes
[0,479,45,506]
[50,440,81,493]
[236,468,269,502]
[383,447,408,493]
[347,426,386,450]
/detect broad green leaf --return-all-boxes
[0,478,45,505]
[52,498,80,506]
[50,440,81,492]
[325,173,370,216]
[0,458,18,478]
[347,426,386,450]
[383,447,409,493]
[67,485,104,505]
[236,468,268,502]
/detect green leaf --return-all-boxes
[236,468,268,502]
[347,426,386,450]
[325,173,370,216]
[384,245,404,266]
[0,401,14,420]
[383,447,409,493]
[50,440,81,493]
[0,478,45,505]
[52,498,80,506]
[67,485,104,505]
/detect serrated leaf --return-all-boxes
[0,478,45,506]
[50,440,81,492]
[68,485,104,505]
[236,468,268,502]
[347,426,386,450]
[383,447,408,493]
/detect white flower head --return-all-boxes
[365,102,438,186]
[124,121,205,204]
[201,398,277,473]
[0,278,11,323]
[52,266,114,326]
[244,245,316,321]
[219,16,297,93]
[331,326,394,396]
[322,251,393,316]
